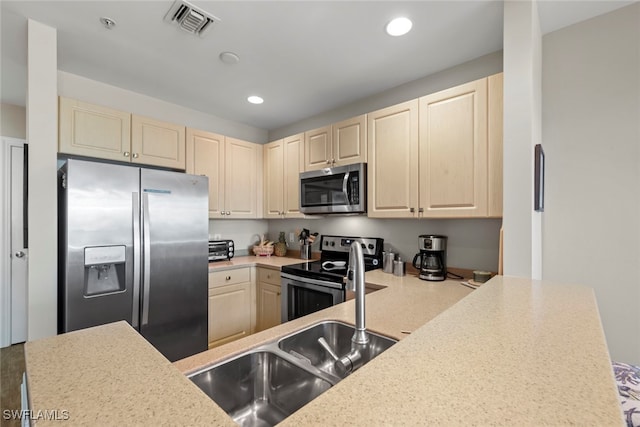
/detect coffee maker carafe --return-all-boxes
[412,235,447,281]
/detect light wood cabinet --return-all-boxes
[367,100,419,218]
[263,133,305,218]
[367,73,503,219]
[304,115,367,171]
[186,130,262,219]
[131,115,186,170]
[59,97,131,162]
[418,78,488,217]
[488,73,504,217]
[208,268,253,349]
[186,128,225,217]
[256,268,281,332]
[59,97,186,170]
[332,115,367,166]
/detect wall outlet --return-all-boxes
[213,234,221,240]
[289,232,295,243]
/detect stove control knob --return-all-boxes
[330,241,335,247]
[324,241,329,246]
[368,244,374,249]
[361,243,365,249]
[372,259,379,266]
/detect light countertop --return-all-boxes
[24,259,624,426]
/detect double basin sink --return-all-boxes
[188,321,397,426]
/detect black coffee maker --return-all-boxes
[412,235,447,281]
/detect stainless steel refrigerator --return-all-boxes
[58,159,209,362]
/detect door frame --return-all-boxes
[1,137,27,347]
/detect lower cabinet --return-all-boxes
[256,268,282,332]
[208,268,254,349]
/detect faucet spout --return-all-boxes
[347,242,369,345]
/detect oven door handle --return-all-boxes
[280,272,345,290]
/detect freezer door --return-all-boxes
[140,169,209,361]
[59,160,139,332]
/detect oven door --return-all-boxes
[281,273,345,322]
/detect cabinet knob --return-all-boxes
[132,153,139,159]
[418,207,424,213]
[331,159,335,164]
[225,276,231,281]
[221,212,226,216]
[123,151,130,157]
[226,211,231,216]
[326,160,331,164]
[410,207,415,213]
[277,292,281,296]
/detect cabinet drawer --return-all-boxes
[257,268,281,286]
[209,268,251,288]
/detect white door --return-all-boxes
[1,138,28,345]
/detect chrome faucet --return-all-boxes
[318,241,369,377]
[346,241,369,346]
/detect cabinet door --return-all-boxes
[304,125,332,171]
[283,133,305,218]
[332,114,366,166]
[186,128,225,218]
[367,100,419,218]
[58,97,131,162]
[224,137,258,218]
[488,73,503,218]
[131,115,186,170]
[419,78,488,218]
[263,140,284,218]
[256,282,281,332]
[208,282,252,348]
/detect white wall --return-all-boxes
[57,71,269,144]
[266,217,502,272]
[502,0,543,279]
[0,104,26,139]
[209,219,269,256]
[27,20,58,340]
[269,51,503,141]
[542,3,640,364]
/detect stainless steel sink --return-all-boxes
[278,321,397,379]
[189,351,331,427]
[188,321,397,426]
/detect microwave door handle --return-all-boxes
[342,172,350,203]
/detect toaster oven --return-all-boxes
[208,240,234,262]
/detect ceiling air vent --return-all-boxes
[164,0,220,37]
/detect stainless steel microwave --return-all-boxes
[299,163,366,214]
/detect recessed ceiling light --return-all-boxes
[386,17,412,36]
[247,96,264,105]
[219,51,240,64]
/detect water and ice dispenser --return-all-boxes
[83,246,126,296]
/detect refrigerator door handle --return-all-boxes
[132,192,141,328]
[142,192,151,327]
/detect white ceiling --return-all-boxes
[1,1,635,131]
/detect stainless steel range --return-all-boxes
[281,235,384,322]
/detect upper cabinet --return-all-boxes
[59,97,186,170]
[418,78,487,218]
[186,129,262,219]
[304,114,367,171]
[186,128,225,217]
[487,73,504,217]
[59,97,131,163]
[367,73,503,219]
[131,115,186,170]
[264,133,305,219]
[367,100,419,218]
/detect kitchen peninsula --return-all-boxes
[23,260,623,426]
